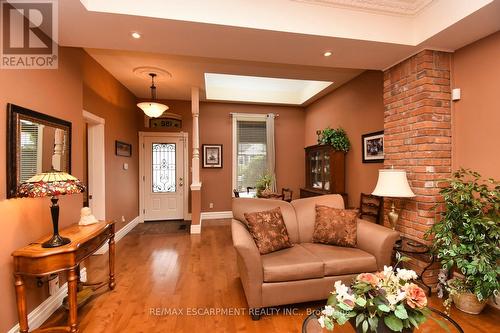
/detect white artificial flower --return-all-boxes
[396,268,418,281]
[396,290,407,303]
[334,280,355,303]
[318,316,326,328]
[322,305,334,317]
[383,265,394,277]
[386,294,398,306]
[334,280,349,295]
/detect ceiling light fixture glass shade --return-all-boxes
[137,73,168,118]
[137,101,168,118]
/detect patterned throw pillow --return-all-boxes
[312,205,357,247]
[244,207,293,255]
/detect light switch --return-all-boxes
[123,163,129,170]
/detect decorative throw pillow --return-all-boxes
[312,205,357,247]
[244,207,293,255]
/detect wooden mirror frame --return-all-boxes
[6,103,72,198]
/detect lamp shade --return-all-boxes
[17,170,85,198]
[372,169,415,198]
[137,101,168,118]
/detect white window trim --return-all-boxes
[231,113,267,197]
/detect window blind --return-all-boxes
[236,120,267,191]
[19,121,40,182]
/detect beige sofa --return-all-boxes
[231,194,399,320]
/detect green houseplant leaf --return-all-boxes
[384,314,403,332]
[425,168,500,304]
[318,127,351,152]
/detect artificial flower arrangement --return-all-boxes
[319,254,434,332]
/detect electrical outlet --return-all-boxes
[121,215,125,222]
[209,203,214,209]
[48,274,59,296]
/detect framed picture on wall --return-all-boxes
[202,144,222,168]
[115,140,132,157]
[362,131,384,163]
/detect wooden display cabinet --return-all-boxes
[300,144,347,204]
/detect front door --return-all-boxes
[143,135,185,221]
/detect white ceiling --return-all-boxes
[84,48,362,104]
[294,0,434,16]
[56,0,500,104]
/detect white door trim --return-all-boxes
[83,110,106,220]
[139,131,189,222]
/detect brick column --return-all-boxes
[383,50,452,288]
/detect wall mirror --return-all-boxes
[7,104,72,198]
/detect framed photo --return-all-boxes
[115,140,132,157]
[362,131,384,163]
[202,144,222,168]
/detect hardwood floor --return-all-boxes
[42,220,499,332]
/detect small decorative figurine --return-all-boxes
[78,207,98,226]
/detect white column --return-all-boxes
[190,87,201,190]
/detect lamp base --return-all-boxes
[42,234,71,248]
[387,201,399,230]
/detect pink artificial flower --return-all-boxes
[357,273,380,287]
[405,283,428,309]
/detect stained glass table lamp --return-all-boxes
[17,170,86,248]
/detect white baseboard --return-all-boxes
[94,216,140,255]
[200,211,233,220]
[190,224,201,234]
[7,267,87,333]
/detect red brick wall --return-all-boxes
[383,50,452,287]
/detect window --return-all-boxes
[19,120,43,182]
[152,143,176,193]
[232,114,275,197]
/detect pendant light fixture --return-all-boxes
[137,73,169,118]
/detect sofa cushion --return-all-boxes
[301,243,378,276]
[313,205,358,247]
[244,207,293,255]
[291,194,345,243]
[233,198,300,243]
[261,244,324,282]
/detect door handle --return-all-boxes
[179,177,183,187]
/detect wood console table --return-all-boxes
[12,221,115,333]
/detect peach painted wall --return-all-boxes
[139,100,305,212]
[304,71,384,208]
[199,102,305,212]
[0,47,85,332]
[83,52,140,229]
[452,31,500,181]
[0,48,140,331]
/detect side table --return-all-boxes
[12,221,115,333]
[393,237,434,295]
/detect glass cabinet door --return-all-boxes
[310,151,323,189]
[323,151,330,191]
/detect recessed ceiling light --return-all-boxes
[323,51,332,57]
[131,32,141,39]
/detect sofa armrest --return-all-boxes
[356,219,400,270]
[231,219,263,308]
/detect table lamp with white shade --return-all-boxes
[372,168,415,230]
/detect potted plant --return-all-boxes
[426,168,499,314]
[318,254,438,332]
[255,172,274,198]
[318,127,351,152]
